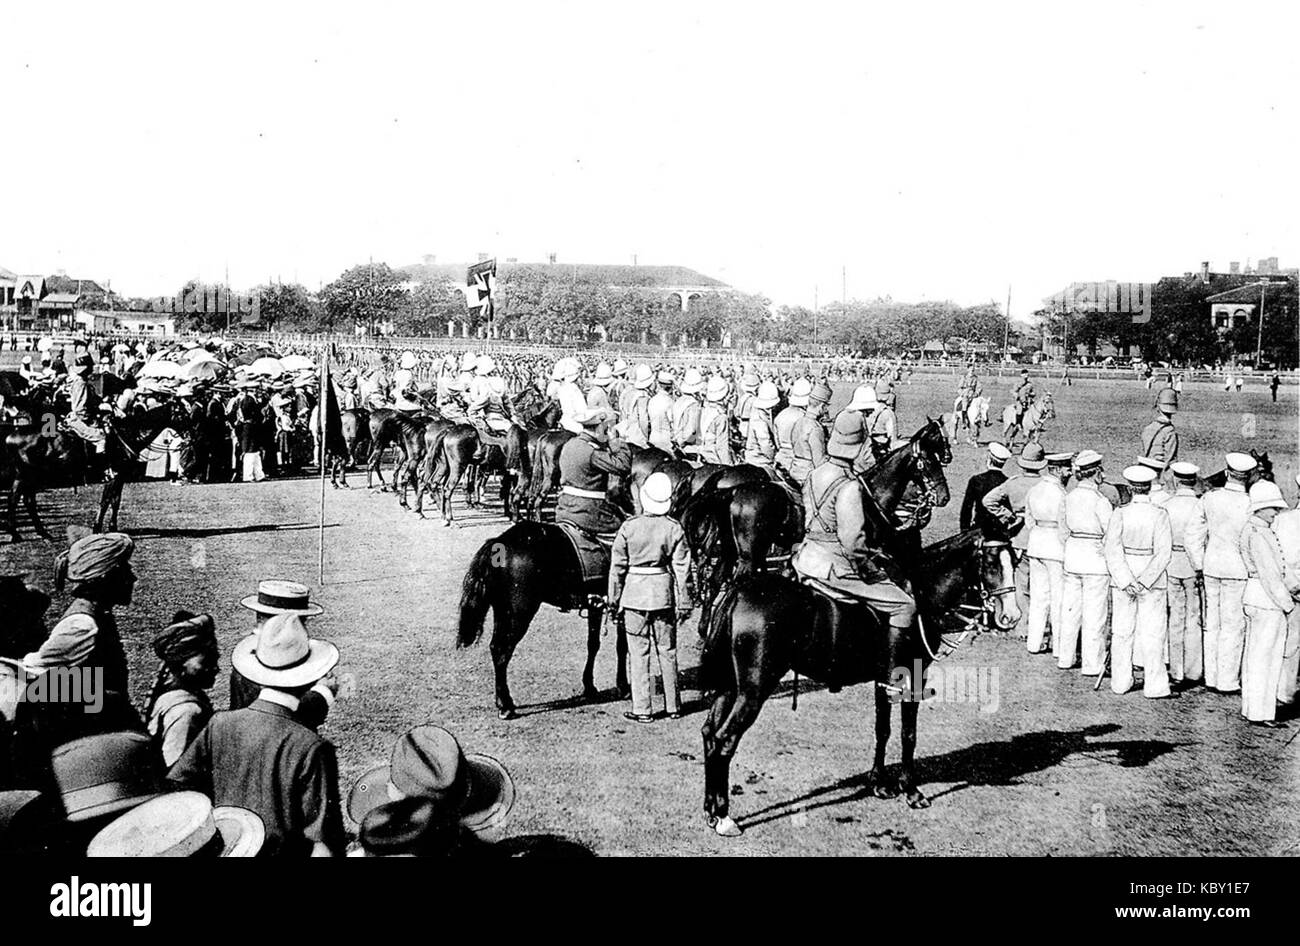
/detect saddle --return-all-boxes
[556,521,615,584]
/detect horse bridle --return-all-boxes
[892,440,945,530]
[918,538,1016,663]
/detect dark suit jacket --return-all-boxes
[960,468,1008,531]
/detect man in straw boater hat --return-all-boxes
[983,443,1048,640]
[608,471,693,723]
[1163,462,1205,688]
[1061,450,1113,676]
[1186,452,1256,694]
[169,612,346,856]
[1238,480,1298,727]
[88,790,264,857]
[1102,464,1174,698]
[347,723,515,853]
[1021,451,1070,658]
[229,580,335,729]
[1140,387,1180,468]
[791,412,917,695]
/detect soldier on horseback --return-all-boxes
[555,411,632,537]
[1013,368,1035,426]
[789,381,832,486]
[392,351,422,415]
[64,354,109,458]
[697,375,733,464]
[468,355,512,462]
[790,412,918,691]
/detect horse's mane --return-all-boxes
[920,527,982,570]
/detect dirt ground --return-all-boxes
[2,373,1297,855]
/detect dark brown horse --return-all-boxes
[699,527,1020,837]
[3,401,189,540]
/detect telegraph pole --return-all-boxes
[1254,283,1266,366]
[1003,284,1011,361]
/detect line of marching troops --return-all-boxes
[967,389,1298,725]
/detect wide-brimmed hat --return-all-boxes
[1250,480,1286,513]
[1156,388,1178,413]
[51,732,164,823]
[87,792,265,857]
[753,381,780,409]
[572,408,607,429]
[239,579,323,616]
[844,385,878,412]
[705,376,729,403]
[592,363,613,387]
[788,378,813,407]
[828,411,866,460]
[632,364,654,390]
[348,725,515,841]
[0,790,54,855]
[231,612,339,689]
[680,368,704,395]
[1018,443,1047,470]
[358,796,459,857]
[640,471,673,515]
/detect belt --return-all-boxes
[1123,547,1153,554]
[562,486,606,500]
[1070,532,1103,539]
[1034,520,1059,527]
[1172,544,1186,551]
[628,566,668,576]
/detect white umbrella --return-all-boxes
[37,336,54,353]
[140,359,182,379]
[184,347,220,364]
[181,359,222,382]
[280,354,316,371]
[249,356,285,377]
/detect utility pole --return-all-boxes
[1255,283,1266,366]
[1003,284,1011,361]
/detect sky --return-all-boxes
[2,1,1296,316]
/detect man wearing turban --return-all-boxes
[146,612,220,767]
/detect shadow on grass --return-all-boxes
[128,521,341,539]
[735,723,1186,832]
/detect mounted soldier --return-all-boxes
[774,377,811,481]
[392,351,422,414]
[790,411,917,691]
[742,380,781,475]
[697,375,733,465]
[673,369,704,461]
[616,364,653,448]
[789,381,831,486]
[647,370,677,454]
[1013,369,1035,426]
[65,354,109,459]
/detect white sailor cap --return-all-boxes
[1123,465,1157,485]
[1170,461,1200,479]
[1046,452,1074,466]
[1074,449,1103,470]
[1225,452,1257,473]
[987,442,1012,463]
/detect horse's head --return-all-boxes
[973,537,1020,631]
[909,426,951,509]
[919,530,1021,649]
[915,416,952,467]
[1250,449,1273,484]
[1040,393,1056,420]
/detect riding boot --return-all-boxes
[825,602,844,694]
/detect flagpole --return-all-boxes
[318,343,329,585]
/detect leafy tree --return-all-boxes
[251,282,324,332]
[321,263,407,333]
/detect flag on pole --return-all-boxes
[464,258,497,327]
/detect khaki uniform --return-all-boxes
[1061,481,1113,674]
[608,513,692,716]
[617,388,650,447]
[982,471,1041,638]
[586,386,615,423]
[1024,477,1068,656]
[672,395,702,457]
[555,434,631,535]
[1186,484,1250,692]
[789,413,827,485]
[773,405,804,477]
[647,390,676,454]
[1139,414,1179,466]
[743,409,778,469]
[1239,517,1297,721]
[1103,495,1173,697]
[698,402,733,465]
[1162,486,1203,683]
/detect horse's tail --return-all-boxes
[457,538,497,648]
[699,580,740,693]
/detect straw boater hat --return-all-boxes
[705,376,729,403]
[88,792,264,858]
[680,368,704,396]
[788,378,813,407]
[753,380,780,409]
[1137,456,1166,474]
[844,385,879,413]
[51,732,164,823]
[231,613,339,689]
[348,725,515,841]
[1249,480,1286,514]
[239,579,323,617]
[1017,443,1047,470]
[632,364,654,390]
[640,471,673,515]
[592,363,613,387]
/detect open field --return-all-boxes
[1,375,1297,855]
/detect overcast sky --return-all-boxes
[3,1,1296,314]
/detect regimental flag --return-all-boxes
[465,258,497,322]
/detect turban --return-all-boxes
[152,614,217,664]
[66,533,134,583]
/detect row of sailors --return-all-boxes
[976,446,1298,725]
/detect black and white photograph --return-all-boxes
[0,0,1296,920]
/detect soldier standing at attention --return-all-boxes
[1238,481,1297,727]
[983,443,1048,640]
[1163,463,1205,687]
[1272,473,1300,707]
[1061,450,1113,675]
[1023,451,1070,656]
[607,471,692,724]
[1186,453,1256,694]
[960,442,1011,531]
[1103,465,1174,698]
[1140,388,1180,467]
[698,376,734,465]
[789,381,832,486]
